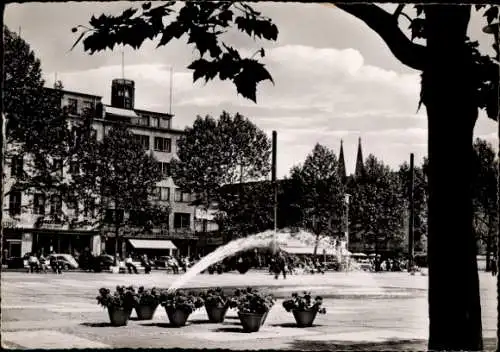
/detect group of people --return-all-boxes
[26,252,64,274]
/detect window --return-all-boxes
[84,199,95,218]
[150,117,159,128]
[174,213,190,229]
[53,159,63,178]
[90,128,97,140]
[174,188,191,202]
[33,193,45,215]
[9,191,22,216]
[138,115,149,126]
[105,209,124,224]
[82,100,93,112]
[158,162,171,177]
[68,98,78,114]
[160,187,170,201]
[154,137,171,152]
[50,195,62,216]
[69,160,79,174]
[10,154,24,178]
[159,118,171,129]
[133,134,150,150]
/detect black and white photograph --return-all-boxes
[1,1,499,351]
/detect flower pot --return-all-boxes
[292,309,318,327]
[238,312,265,332]
[136,304,158,320]
[205,305,228,323]
[166,308,191,327]
[107,307,130,326]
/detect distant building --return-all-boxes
[2,79,216,260]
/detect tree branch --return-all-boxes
[335,3,425,71]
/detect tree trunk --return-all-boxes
[424,5,483,351]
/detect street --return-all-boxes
[1,271,497,350]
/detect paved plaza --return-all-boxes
[1,271,497,350]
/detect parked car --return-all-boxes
[154,256,170,269]
[48,254,79,270]
[92,254,115,272]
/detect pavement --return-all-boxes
[1,270,498,350]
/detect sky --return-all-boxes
[5,2,498,178]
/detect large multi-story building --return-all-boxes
[2,78,216,261]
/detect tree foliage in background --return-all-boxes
[398,158,428,252]
[472,138,498,270]
[71,124,170,254]
[348,155,407,254]
[3,26,69,202]
[75,2,500,349]
[172,111,271,209]
[290,144,344,254]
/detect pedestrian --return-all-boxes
[28,253,38,273]
[125,254,138,274]
[491,257,497,277]
[141,254,151,274]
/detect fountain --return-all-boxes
[167,229,348,292]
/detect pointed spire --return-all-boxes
[355,137,365,178]
[338,139,346,182]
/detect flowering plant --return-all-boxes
[137,286,161,306]
[228,287,274,314]
[282,291,326,314]
[200,287,230,308]
[96,285,138,309]
[160,289,204,314]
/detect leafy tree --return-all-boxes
[72,2,500,349]
[472,138,498,271]
[290,144,344,255]
[172,111,271,210]
[216,178,302,241]
[3,26,69,208]
[349,154,407,255]
[71,124,170,255]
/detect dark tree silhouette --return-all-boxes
[70,3,500,350]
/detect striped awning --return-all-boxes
[128,239,177,250]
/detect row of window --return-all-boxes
[133,134,172,153]
[8,188,192,217]
[131,115,171,129]
[10,158,172,180]
[153,187,191,202]
[104,209,190,229]
[67,98,94,115]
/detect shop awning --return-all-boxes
[128,239,177,250]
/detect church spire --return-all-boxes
[355,137,365,178]
[338,139,346,182]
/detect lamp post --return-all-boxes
[344,193,352,270]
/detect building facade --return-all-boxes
[2,79,215,261]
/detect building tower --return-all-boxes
[355,137,365,178]
[111,78,135,110]
[338,139,347,183]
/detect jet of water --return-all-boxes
[166,229,352,293]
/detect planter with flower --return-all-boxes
[96,286,139,326]
[200,287,231,323]
[282,291,326,327]
[229,287,275,332]
[160,289,204,327]
[135,286,161,320]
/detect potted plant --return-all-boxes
[229,287,275,332]
[200,287,230,323]
[96,286,138,326]
[160,289,204,327]
[135,286,161,320]
[282,291,326,327]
